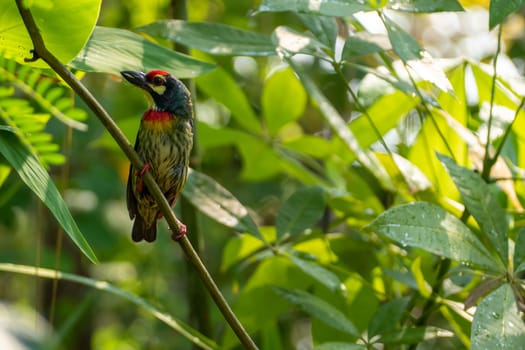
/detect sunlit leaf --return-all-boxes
[367,202,501,272]
[70,26,215,78]
[258,0,371,16]
[262,67,307,135]
[387,0,463,13]
[275,287,360,337]
[0,0,100,67]
[0,129,97,263]
[438,154,508,265]
[471,284,525,349]
[182,169,261,239]
[273,26,328,58]
[138,20,275,56]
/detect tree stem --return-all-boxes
[14,1,257,348]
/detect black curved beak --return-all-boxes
[121,71,148,89]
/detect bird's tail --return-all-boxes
[131,215,157,242]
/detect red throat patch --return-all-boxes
[143,110,172,122]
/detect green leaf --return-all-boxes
[288,254,343,293]
[258,0,372,16]
[489,0,525,29]
[262,67,307,135]
[383,15,423,62]
[379,326,453,344]
[297,13,338,49]
[182,169,261,239]
[275,287,360,337]
[0,263,217,350]
[367,202,501,272]
[342,35,387,58]
[0,130,97,263]
[513,227,525,274]
[196,66,262,133]
[276,186,325,239]
[0,0,100,68]
[273,26,328,58]
[471,284,525,349]
[438,154,508,265]
[69,26,215,78]
[387,0,464,13]
[137,20,275,56]
[368,297,410,337]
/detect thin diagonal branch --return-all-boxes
[14,1,258,349]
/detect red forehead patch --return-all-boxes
[146,70,170,78]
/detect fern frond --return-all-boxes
[0,57,88,131]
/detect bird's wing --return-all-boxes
[126,135,140,220]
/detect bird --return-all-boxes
[120,70,193,242]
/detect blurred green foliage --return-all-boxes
[2,0,525,349]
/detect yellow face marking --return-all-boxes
[148,74,167,95]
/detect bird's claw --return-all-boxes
[135,163,150,177]
[172,222,187,240]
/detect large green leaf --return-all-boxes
[438,154,508,265]
[297,14,338,50]
[0,0,100,67]
[258,0,371,16]
[489,0,525,29]
[273,26,328,58]
[314,344,366,350]
[137,20,275,56]
[0,129,97,263]
[69,27,214,78]
[471,284,525,349]
[182,169,261,239]
[386,0,463,13]
[262,67,307,135]
[276,186,325,240]
[275,287,360,337]
[367,202,501,272]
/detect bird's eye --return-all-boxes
[152,76,164,86]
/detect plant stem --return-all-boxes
[15,1,257,348]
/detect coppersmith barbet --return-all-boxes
[121,70,193,242]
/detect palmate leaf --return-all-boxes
[438,154,508,265]
[367,202,502,273]
[0,128,97,263]
[471,284,525,349]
